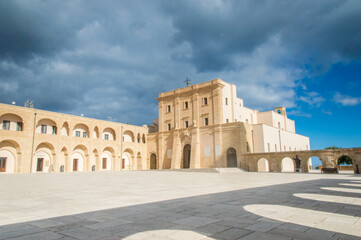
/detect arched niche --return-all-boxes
[103,128,116,141]
[73,123,89,138]
[61,122,69,136]
[36,118,57,135]
[123,130,134,142]
[0,113,24,131]
[122,148,134,170]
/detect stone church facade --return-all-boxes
[0,78,311,174]
[147,79,310,170]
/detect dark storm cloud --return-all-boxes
[162,0,361,72]
[0,0,360,125]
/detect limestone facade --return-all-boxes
[147,79,310,169]
[0,103,147,173]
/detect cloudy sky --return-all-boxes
[0,0,360,149]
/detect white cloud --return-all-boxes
[299,92,325,107]
[333,92,361,106]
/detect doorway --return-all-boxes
[73,158,78,171]
[150,154,157,169]
[36,158,43,172]
[226,148,237,167]
[102,158,107,169]
[0,157,6,172]
[183,144,191,168]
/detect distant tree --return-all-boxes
[338,155,353,165]
[325,146,353,165]
[325,146,342,149]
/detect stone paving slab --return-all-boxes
[0,171,361,239]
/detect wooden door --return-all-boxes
[73,159,78,171]
[36,158,43,172]
[102,158,107,169]
[0,157,6,172]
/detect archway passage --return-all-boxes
[150,154,157,169]
[281,157,295,172]
[183,144,191,169]
[338,155,353,171]
[257,158,269,172]
[227,148,237,167]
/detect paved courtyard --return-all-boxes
[1,170,361,240]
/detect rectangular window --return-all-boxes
[226,119,229,123]
[225,98,228,105]
[2,120,10,130]
[246,142,250,152]
[41,125,47,134]
[16,122,22,131]
[75,131,80,137]
[168,123,171,131]
[52,126,57,135]
[204,118,209,126]
[104,134,109,140]
[184,101,188,109]
[203,97,208,105]
[167,105,171,112]
[185,121,189,128]
[82,132,87,138]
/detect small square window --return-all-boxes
[185,121,189,128]
[104,134,109,140]
[16,122,22,131]
[167,123,171,131]
[41,125,47,134]
[204,118,209,126]
[83,132,87,138]
[2,120,10,130]
[75,131,80,137]
[184,101,188,109]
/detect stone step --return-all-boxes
[215,168,248,173]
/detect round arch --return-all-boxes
[137,133,141,143]
[0,140,21,173]
[103,127,116,141]
[36,118,57,134]
[142,134,146,144]
[257,157,269,172]
[102,146,116,170]
[122,148,134,170]
[73,123,89,138]
[226,147,237,167]
[93,126,99,139]
[61,122,69,136]
[281,157,295,172]
[123,130,134,142]
[72,144,88,172]
[33,142,56,172]
[0,113,24,131]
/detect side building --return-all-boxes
[0,103,147,173]
[147,79,310,170]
